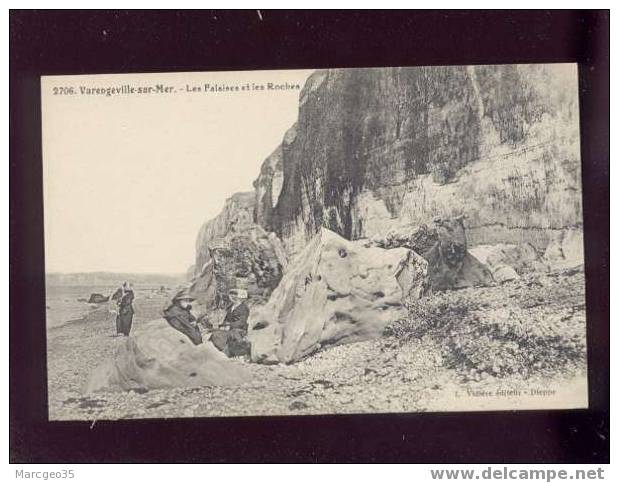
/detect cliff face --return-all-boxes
[191,191,286,308]
[194,192,256,275]
[197,63,582,273]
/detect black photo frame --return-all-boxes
[9,9,609,463]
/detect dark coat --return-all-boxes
[116,289,134,336]
[111,287,123,301]
[163,302,203,345]
[210,328,250,357]
[222,302,249,331]
[211,302,250,357]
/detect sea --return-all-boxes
[45,284,176,329]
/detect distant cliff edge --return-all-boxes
[46,272,184,287]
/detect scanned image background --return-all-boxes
[42,64,587,421]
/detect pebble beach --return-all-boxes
[46,267,588,421]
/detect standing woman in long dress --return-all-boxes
[116,282,135,336]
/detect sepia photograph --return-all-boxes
[9,6,611,467]
[42,63,589,421]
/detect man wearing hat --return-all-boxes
[163,290,203,345]
[210,288,250,357]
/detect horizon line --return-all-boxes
[46,270,186,276]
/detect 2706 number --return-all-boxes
[52,87,75,95]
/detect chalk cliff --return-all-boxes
[194,64,583,295]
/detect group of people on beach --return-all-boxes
[164,288,251,357]
[110,281,251,358]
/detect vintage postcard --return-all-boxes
[42,64,587,421]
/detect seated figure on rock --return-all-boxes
[209,289,251,358]
[163,291,203,345]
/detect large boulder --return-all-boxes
[86,319,252,393]
[368,217,493,290]
[189,225,286,309]
[455,252,499,288]
[543,228,584,270]
[469,242,548,283]
[88,293,109,304]
[248,228,429,364]
[423,217,469,289]
[368,222,438,253]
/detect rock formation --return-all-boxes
[189,192,286,309]
[86,319,251,392]
[542,228,585,270]
[192,63,584,348]
[248,229,430,364]
[237,64,582,258]
[87,293,109,304]
[189,225,285,309]
[368,217,494,290]
[469,243,549,283]
[185,264,195,281]
[240,64,582,253]
[194,192,256,276]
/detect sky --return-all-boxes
[42,69,313,274]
